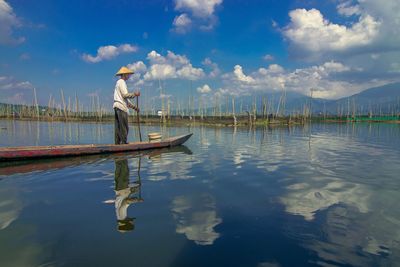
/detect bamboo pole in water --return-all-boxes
[68,96,72,119]
[232,96,237,126]
[48,94,53,118]
[75,93,79,118]
[33,88,39,119]
[60,89,67,120]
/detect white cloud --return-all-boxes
[220,61,369,99]
[197,84,212,94]
[126,61,148,86]
[147,50,166,65]
[82,44,138,63]
[118,44,137,53]
[143,50,204,81]
[233,65,255,84]
[0,76,33,90]
[277,0,400,88]
[280,0,400,83]
[144,64,177,80]
[0,0,25,45]
[174,0,222,18]
[127,61,147,74]
[321,61,351,72]
[337,1,361,16]
[166,50,190,66]
[172,13,192,34]
[199,16,218,31]
[283,8,380,54]
[177,64,205,80]
[172,0,222,33]
[263,54,274,61]
[259,64,285,74]
[202,57,221,78]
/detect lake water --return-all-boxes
[0,120,399,267]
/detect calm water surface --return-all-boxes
[0,120,399,267]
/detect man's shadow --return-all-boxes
[114,157,143,233]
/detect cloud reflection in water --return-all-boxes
[171,194,222,246]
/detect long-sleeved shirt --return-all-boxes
[113,78,136,113]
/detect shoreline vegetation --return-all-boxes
[0,111,399,127]
[0,100,399,126]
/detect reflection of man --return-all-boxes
[114,158,143,233]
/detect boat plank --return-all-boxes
[0,133,192,161]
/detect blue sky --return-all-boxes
[1,0,400,109]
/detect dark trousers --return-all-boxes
[114,159,129,191]
[114,108,129,144]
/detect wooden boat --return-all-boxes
[0,133,192,162]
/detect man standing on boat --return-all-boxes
[113,66,140,144]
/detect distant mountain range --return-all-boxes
[315,82,400,115]
[215,82,400,116]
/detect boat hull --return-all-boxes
[0,133,192,161]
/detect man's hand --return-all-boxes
[134,91,140,97]
[129,104,139,112]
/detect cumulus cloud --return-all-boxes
[0,0,25,45]
[172,13,192,34]
[127,61,147,74]
[282,1,400,63]
[360,0,400,48]
[197,84,212,94]
[177,64,204,80]
[220,61,369,99]
[142,50,204,81]
[126,61,148,86]
[146,50,166,65]
[283,8,380,55]
[144,64,177,80]
[82,44,138,63]
[202,57,221,78]
[172,0,223,33]
[232,65,256,84]
[280,0,400,86]
[174,0,222,18]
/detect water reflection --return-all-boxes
[171,194,222,245]
[1,121,400,266]
[0,186,22,231]
[113,158,143,233]
[147,145,198,181]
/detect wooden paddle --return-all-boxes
[136,95,142,141]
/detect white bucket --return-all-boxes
[148,132,162,142]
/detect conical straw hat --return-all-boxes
[116,66,134,76]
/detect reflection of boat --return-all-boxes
[0,133,192,161]
[0,145,193,176]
